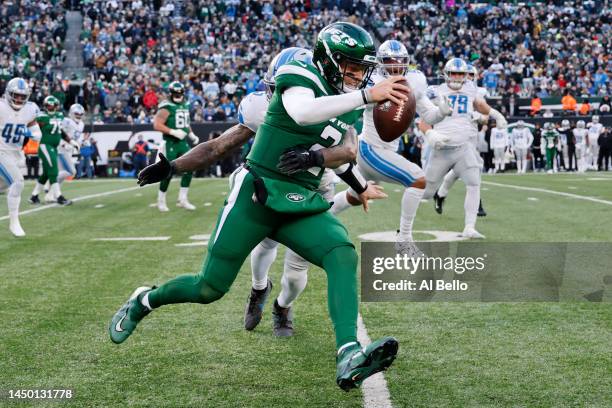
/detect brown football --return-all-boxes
[373,80,416,142]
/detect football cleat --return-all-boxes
[477,200,487,217]
[157,201,169,212]
[461,226,486,239]
[57,195,72,206]
[336,337,399,391]
[109,286,154,344]
[177,200,196,211]
[433,192,445,214]
[28,195,40,204]
[244,279,272,331]
[9,217,25,237]
[272,299,294,337]
[395,233,424,258]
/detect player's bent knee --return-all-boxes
[322,245,358,275]
[410,177,426,189]
[198,281,226,304]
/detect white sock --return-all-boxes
[398,187,424,242]
[179,187,189,202]
[8,181,23,216]
[250,238,278,290]
[141,292,153,310]
[32,182,44,196]
[58,170,71,184]
[438,170,457,198]
[337,341,358,355]
[277,249,308,308]
[464,185,480,229]
[330,190,352,215]
[44,180,50,191]
[158,190,166,202]
[50,183,61,199]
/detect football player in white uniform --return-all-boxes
[332,40,452,255]
[0,78,42,237]
[419,58,507,239]
[573,120,588,173]
[58,104,85,186]
[490,123,509,173]
[586,115,604,170]
[511,120,534,174]
[433,64,488,216]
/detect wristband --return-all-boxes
[361,89,369,105]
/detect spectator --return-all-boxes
[530,95,542,116]
[132,134,149,176]
[78,136,94,179]
[579,99,591,116]
[561,91,577,115]
[219,94,236,119]
[143,88,158,110]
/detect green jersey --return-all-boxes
[247,61,362,189]
[38,111,64,146]
[159,100,190,141]
[542,130,558,149]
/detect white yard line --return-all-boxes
[357,314,394,408]
[0,185,147,221]
[482,181,612,206]
[92,237,170,242]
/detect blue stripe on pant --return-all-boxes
[0,163,14,185]
[59,154,70,173]
[359,140,415,187]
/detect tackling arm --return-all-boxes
[320,126,358,168]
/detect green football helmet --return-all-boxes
[313,22,377,93]
[43,95,60,112]
[168,81,185,103]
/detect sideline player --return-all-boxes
[511,120,533,174]
[573,120,588,172]
[115,23,406,390]
[586,115,604,170]
[0,78,42,236]
[542,122,559,173]
[57,103,85,187]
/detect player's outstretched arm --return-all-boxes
[474,98,507,129]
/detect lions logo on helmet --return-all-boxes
[69,103,85,121]
[263,47,313,99]
[377,40,410,77]
[443,58,468,91]
[43,95,60,112]
[4,77,31,111]
[168,81,185,104]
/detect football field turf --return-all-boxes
[1,174,611,407]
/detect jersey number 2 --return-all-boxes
[307,125,342,175]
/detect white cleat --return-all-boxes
[461,227,486,240]
[157,201,169,212]
[9,218,26,237]
[177,200,196,211]
[44,193,56,203]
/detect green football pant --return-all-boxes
[38,144,58,184]
[149,168,358,348]
[545,147,556,170]
[159,138,193,192]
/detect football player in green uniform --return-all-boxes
[29,96,78,205]
[153,81,200,212]
[542,122,559,173]
[110,22,409,391]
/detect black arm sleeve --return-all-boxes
[336,163,367,194]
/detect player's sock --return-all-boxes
[330,190,352,215]
[178,187,189,202]
[31,182,44,196]
[250,239,278,290]
[464,185,480,228]
[158,190,166,202]
[8,181,23,215]
[58,170,71,184]
[50,183,61,200]
[398,187,424,242]
[277,249,308,308]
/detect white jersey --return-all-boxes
[362,69,439,151]
[573,128,587,145]
[512,127,533,149]
[61,117,85,141]
[490,128,509,149]
[0,99,39,152]
[238,91,268,133]
[586,122,604,142]
[476,86,488,99]
[433,82,479,146]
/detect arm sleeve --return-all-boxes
[281,86,365,126]
[415,93,447,125]
[333,162,367,194]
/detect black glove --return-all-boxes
[137,153,174,186]
[277,146,324,175]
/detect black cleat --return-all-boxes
[433,192,445,214]
[57,195,73,206]
[28,195,40,204]
[272,299,294,337]
[477,199,487,217]
[244,279,272,331]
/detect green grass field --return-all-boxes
[1,173,611,407]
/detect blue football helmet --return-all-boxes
[263,47,313,99]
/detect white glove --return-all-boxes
[426,85,439,100]
[471,111,485,123]
[188,132,199,144]
[425,129,451,150]
[438,95,452,117]
[70,139,80,153]
[169,129,187,140]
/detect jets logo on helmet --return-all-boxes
[313,22,377,93]
[377,40,410,77]
[168,81,185,104]
[69,103,85,121]
[5,77,31,111]
[443,58,468,91]
[43,95,60,112]
[263,47,313,99]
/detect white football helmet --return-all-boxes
[4,77,30,110]
[561,119,570,128]
[577,120,585,128]
[466,64,478,82]
[443,58,468,90]
[69,103,85,121]
[543,122,552,130]
[516,120,525,128]
[377,40,410,77]
[263,47,313,100]
[592,115,599,123]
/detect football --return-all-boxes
[373,79,416,142]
